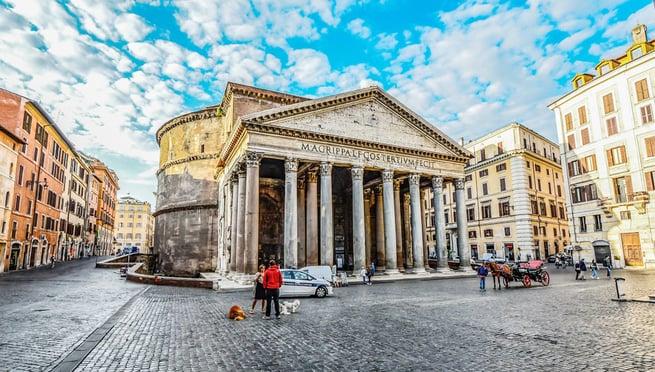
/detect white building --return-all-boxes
[548,24,655,268]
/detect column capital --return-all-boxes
[364,188,372,201]
[285,158,298,173]
[319,162,332,176]
[245,152,263,168]
[393,179,403,191]
[382,169,394,183]
[432,176,443,189]
[351,166,364,180]
[307,171,318,183]
[404,193,411,203]
[377,184,384,194]
[409,173,421,185]
[454,178,465,190]
[297,177,306,190]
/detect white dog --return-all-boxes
[279,300,300,315]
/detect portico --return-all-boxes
[214,84,472,277]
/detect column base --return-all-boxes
[384,268,400,275]
[412,267,428,274]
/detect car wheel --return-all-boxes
[315,286,328,298]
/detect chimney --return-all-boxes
[632,24,648,44]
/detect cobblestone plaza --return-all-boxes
[1,260,654,371]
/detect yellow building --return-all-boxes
[425,123,568,262]
[114,196,154,254]
[549,24,655,268]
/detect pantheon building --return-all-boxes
[155,83,472,278]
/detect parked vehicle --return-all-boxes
[280,269,333,298]
[299,265,336,286]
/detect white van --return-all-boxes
[300,265,336,286]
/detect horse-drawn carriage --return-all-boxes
[488,260,550,289]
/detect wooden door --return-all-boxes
[621,233,643,266]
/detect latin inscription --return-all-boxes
[301,143,436,169]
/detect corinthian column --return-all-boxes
[297,177,306,268]
[364,189,372,266]
[409,174,426,274]
[455,178,471,271]
[235,167,246,274]
[394,179,404,272]
[319,162,333,267]
[306,171,318,265]
[375,185,386,270]
[403,193,413,268]
[382,170,398,274]
[229,172,239,275]
[351,166,365,274]
[432,177,447,272]
[244,152,262,274]
[284,158,298,269]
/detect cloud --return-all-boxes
[347,18,371,38]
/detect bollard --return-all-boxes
[613,277,626,301]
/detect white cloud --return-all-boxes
[347,19,371,38]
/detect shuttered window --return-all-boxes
[606,117,618,136]
[578,106,587,124]
[567,134,576,150]
[565,113,573,131]
[602,93,614,114]
[635,78,650,101]
[645,136,655,157]
[606,145,627,166]
[581,128,590,145]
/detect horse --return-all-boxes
[487,261,511,289]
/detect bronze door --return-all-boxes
[621,232,643,266]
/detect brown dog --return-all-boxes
[228,305,248,321]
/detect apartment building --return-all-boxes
[56,154,91,260]
[80,155,119,255]
[0,125,24,272]
[114,196,154,254]
[548,24,655,268]
[424,123,568,262]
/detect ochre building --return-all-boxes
[155,83,472,277]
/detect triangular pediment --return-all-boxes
[240,86,470,160]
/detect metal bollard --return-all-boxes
[614,277,626,301]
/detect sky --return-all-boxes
[1,0,653,208]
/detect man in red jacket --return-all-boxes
[263,259,283,319]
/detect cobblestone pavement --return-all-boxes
[2,261,655,371]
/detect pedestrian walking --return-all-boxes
[604,255,612,279]
[590,259,599,279]
[263,260,283,319]
[574,261,581,280]
[578,258,587,280]
[250,264,266,314]
[555,255,561,269]
[477,262,489,292]
[360,266,368,285]
[50,255,56,269]
[368,261,375,285]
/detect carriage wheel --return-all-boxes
[540,271,550,286]
[522,275,532,288]
[502,276,509,288]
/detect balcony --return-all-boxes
[597,192,650,214]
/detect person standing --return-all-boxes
[360,266,368,285]
[574,261,581,280]
[604,255,612,279]
[578,258,587,280]
[477,262,489,292]
[368,261,375,285]
[590,259,599,279]
[250,264,267,314]
[555,255,561,269]
[50,255,56,269]
[263,260,283,319]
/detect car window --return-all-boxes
[294,271,312,281]
[282,271,293,280]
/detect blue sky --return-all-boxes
[0,0,653,207]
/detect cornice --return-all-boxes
[465,148,562,172]
[220,82,307,113]
[153,203,216,218]
[156,153,220,176]
[156,107,219,144]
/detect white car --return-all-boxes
[280,269,333,298]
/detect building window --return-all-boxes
[467,205,475,221]
[557,185,562,197]
[565,113,573,131]
[646,170,655,191]
[533,225,538,235]
[23,113,32,133]
[484,229,493,237]
[465,174,472,182]
[571,184,598,203]
[499,178,506,192]
[567,134,576,150]
[528,176,533,189]
[479,169,488,177]
[581,128,590,145]
[482,183,488,196]
[579,216,587,233]
[550,202,557,217]
[578,106,587,124]
[481,204,492,219]
[602,93,615,114]
[635,78,650,101]
[600,63,610,75]
[469,230,477,239]
[594,214,602,231]
[607,145,627,166]
[606,117,618,136]
[641,105,654,125]
[466,187,472,199]
[583,155,597,173]
[498,199,510,216]
[645,137,655,157]
[613,176,633,203]
[620,211,631,220]
[504,227,511,237]
[496,163,506,172]
[537,179,542,192]
[535,164,541,172]
[479,148,486,161]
